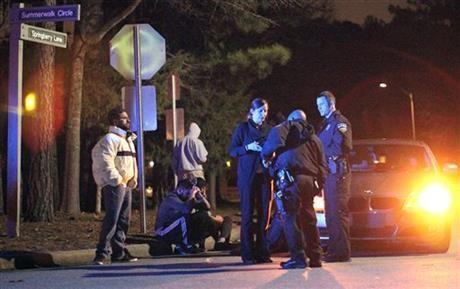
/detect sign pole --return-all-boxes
[5,3,79,238]
[133,25,147,233]
[6,3,24,238]
[172,74,178,187]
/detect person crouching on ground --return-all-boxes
[154,179,211,254]
[191,177,234,251]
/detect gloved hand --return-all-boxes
[245,141,262,152]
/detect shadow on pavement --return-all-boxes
[82,262,276,278]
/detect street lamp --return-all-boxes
[379,82,416,140]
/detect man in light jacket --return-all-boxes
[91,107,138,265]
[173,122,208,181]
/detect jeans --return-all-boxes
[96,185,132,259]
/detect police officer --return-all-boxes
[228,98,272,264]
[316,91,352,262]
[262,109,328,269]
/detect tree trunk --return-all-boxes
[61,0,141,218]
[95,186,101,215]
[0,154,3,215]
[209,170,217,210]
[62,37,86,217]
[24,14,57,221]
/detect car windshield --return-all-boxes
[351,144,434,173]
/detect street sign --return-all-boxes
[20,24,67,48]
[110,24,166,80]
[13,5,81,23]
[122,85,158,132]
[165,108,184,141]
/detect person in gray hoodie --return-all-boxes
[173,122,208,181]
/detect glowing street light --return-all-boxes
[379,82,416,140]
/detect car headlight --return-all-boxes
[403,182,452,214]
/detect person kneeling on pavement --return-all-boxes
[193,177,234,251]
[153,179,219,254]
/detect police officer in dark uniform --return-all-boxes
[262,110,328,269]
[316,91,353,262]
[228,98,272,264]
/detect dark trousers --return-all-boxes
[239,173,270,261]
[218,216,233,242]
[298,175,322,262]
[266,175,322,262]
[96,185,132,259]
[267,208,305,262]
[324,173,351,258]
[189,211,219,244]
[189,212,233,245]
[155,216,189,246]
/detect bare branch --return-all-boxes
[87,0,142,45]
[218,0,279,26]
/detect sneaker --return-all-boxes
[93,255,106,266]
[111,249,138,263]
[214,242,235,251]
[280,258,307,269]
[174,244,203,255]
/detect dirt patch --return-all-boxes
[0,210,157,252]
[0,204,240,253]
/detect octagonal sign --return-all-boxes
[110,24,165,80]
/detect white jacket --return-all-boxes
[92,126,138,188]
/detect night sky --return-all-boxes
[334,0,407,24]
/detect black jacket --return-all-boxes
[261,119,328,186]
[228,119,271,188]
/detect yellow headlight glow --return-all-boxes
[405,182,452,214]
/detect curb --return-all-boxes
[0,244,150,271]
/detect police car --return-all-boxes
[314,138,454,253]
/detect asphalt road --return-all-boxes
[1,205,459,289]
[1,250,459,289]
[1,220,459,289]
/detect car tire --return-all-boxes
[429,222,451,253]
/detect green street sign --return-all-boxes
[20,23,67,48]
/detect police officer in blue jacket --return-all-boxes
[316,91,353,262]
[228,98,272,264]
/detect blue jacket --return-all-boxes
[317,110,352,159]
[228,119,271,188]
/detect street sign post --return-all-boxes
[110,24,165,233]
[20,23,67,48]
[6,3,80,238]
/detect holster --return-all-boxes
[275,168,295,191]
[328,157,349,175]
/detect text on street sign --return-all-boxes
[20,24,67,48]
[15,5,81,23]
